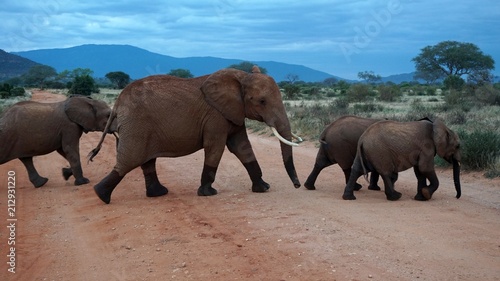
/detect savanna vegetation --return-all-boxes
[1,41,499,177]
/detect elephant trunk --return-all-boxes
[453,158,461,199]
[273,126,301,188]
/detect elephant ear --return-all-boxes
[433,118,453,160]
[64,97,97,133]
[201,69,247,126]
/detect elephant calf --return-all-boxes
[0,96,114,187]
[343,118,461,201]
[304,115,381,191]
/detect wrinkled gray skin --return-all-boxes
[89,67,301,204]
[343,118,461,201]
[0,96,114,187]
[304,115,381,191]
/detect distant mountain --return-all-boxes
[0,49,40,80]
[12,44,343,82]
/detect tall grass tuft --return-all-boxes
[458,129,500,170]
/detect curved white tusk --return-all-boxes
[271,127,299,147]
[291,132,303,142]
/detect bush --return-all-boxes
[69,75,98,96]
[458,129,500,170]
[403,99,436,121]
[475,85,500,105]
[378,84,401,102]
[347,84,373,102]
[10,87,25,97]
[352,102,383,114]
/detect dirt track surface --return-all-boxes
[1,91,499,281]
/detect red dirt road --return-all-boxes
[1,91,499,280]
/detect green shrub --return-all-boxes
[10,87,25,97]
[475,85,500,105]
[347,84,373,102]
[446,109,467,125]
[458,129,500,170]
[378,84,401,102]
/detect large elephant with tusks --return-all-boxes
[89,67,302,204]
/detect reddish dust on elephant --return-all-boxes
[0,91,499,281]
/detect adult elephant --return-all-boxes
[304,115,381,191]
[0,96,114,187]
[342,118,461,201]
[89,67,302,204]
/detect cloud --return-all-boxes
[1,0,499,79]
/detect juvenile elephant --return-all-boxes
[89,67,301,204]
[304,115,381,191]
[342,118,461,201]
[0,96,114,187]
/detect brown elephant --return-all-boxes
[342,118,461,201]
[89,67,301,204]
[304,115,381,191]
[0,96,114,187]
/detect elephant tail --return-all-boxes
[358,143,370,183]
[87,109,117,163]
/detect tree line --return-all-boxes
[1,40,496,99]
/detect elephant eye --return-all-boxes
[259,98,266,106]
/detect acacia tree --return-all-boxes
[358,71,382,84]
[412,41,495,84]
[22,65,57,89]
[167,69,193,78]
[228,61,267,74]
[105,71,131,88]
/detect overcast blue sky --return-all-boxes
[2,0,499,80]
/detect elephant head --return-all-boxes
[201,67,301,188]
[433,118,461,198]
[64,96,113,133]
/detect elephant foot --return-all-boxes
[144,170,168,197]
[74,177,90,186]
[32,176,49,188]
[386,191,402,201]
[303,181,316,190]
[146,182,168,197]
[421,187,433,200]
[342,192,356,200]
[198,185,218,196]
[414,193,428,201]
[94,170,122,204]
[353,183,363,191]
[62,167,73,180]
[251,179,270,193]
[368,184,381,191]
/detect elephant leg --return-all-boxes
[140,158,168,197]
[94,170,124,204]
[304,150,333,190]
[57,149,73,181]
[382,173,402,201]
[199,165,219,196]
[243,161,270,193]
[60,142,89,186]
[19,157,48,188]
[413,166,428,201]
[226,129,269,193]
[368,171,381,191]
[342,167,363,191]
[421,170,439,200]
[342,157,364,200]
